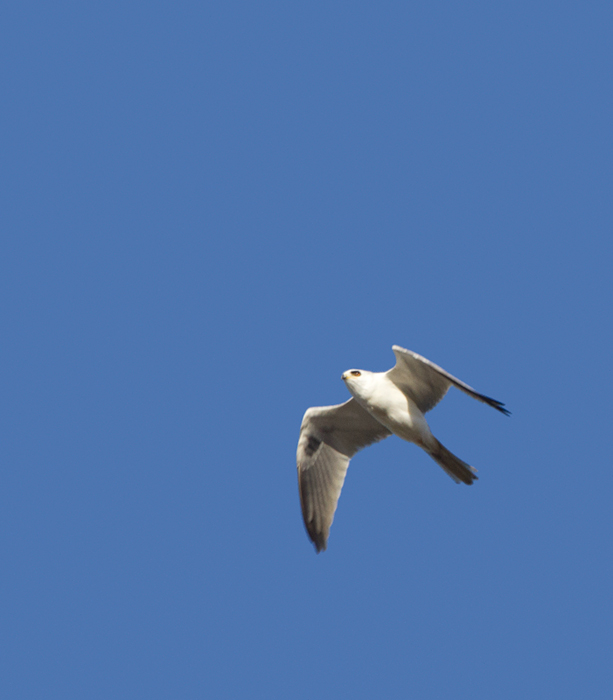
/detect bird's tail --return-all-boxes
[428,439,478,485]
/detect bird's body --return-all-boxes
[297,345,509,552]
[344,371,435,450]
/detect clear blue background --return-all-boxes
[2,2,612,698]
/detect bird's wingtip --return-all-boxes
[494,401,511,416]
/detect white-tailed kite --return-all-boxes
[297,345,509,552]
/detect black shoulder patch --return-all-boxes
[304,435,322,457]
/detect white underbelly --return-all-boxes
[365,394,434,449]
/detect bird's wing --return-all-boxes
[387,345,510,415]
[297,399,391,552]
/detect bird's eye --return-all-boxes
[350,370,361,377]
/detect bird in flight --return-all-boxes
[296,345,509,552]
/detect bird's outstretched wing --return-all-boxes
[387,345,510,415]
[297,399,391,552]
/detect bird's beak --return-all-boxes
[341,373,347,381]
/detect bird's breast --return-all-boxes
[359,382,433,448]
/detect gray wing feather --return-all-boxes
[297,399,391,552]
[388,345,510,415]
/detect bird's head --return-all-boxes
[341,369,377,401]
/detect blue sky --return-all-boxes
[1,2,612,698]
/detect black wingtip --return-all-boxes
[311,535,327,553]
[304,524,327,553]
[486,397,511,416]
